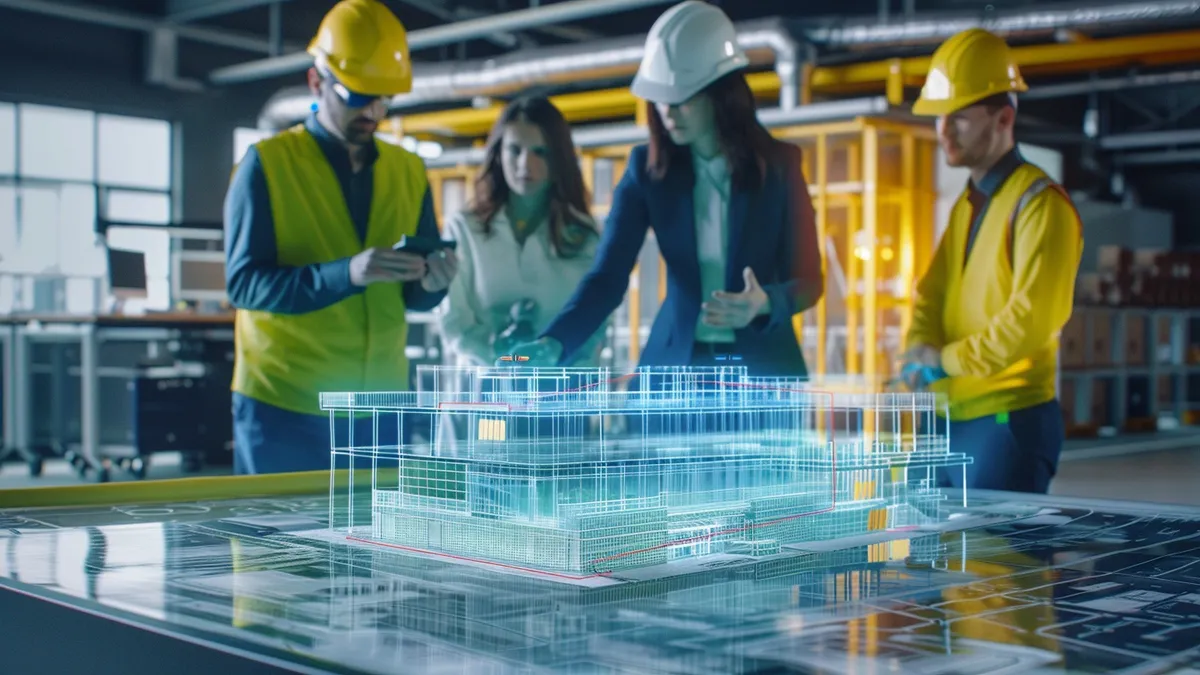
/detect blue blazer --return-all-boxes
[542,142,824,376]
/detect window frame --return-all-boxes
[0,100,176,314]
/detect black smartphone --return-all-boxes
[392,235,457,256]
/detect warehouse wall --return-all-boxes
[0,11,278,224]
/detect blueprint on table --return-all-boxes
[2,492,1200,674]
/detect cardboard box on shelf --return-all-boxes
[1099,276,1133,306]
[1156,374,1176,412]
[1132,248,1167,273]
[1124,312,1148,366]
[1075,273,1102,306]
[1096,245,1133,275]
[1089,309,1114,366]
[1156,315,1177,365]
[1060,378,1076,426]
[1060,311,1087,368]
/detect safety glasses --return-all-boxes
[316,64,386,109]
[329,80,385,109]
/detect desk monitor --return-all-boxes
[107,247,148,300]
[177,254,227,302]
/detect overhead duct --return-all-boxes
[257,19,803,130]
[424,96,891,169]
[258,0,1200,131]
[802,0,1200,49]
[1022,68,1200,99]
[211,0,679,86]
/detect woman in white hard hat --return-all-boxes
[504,0,823,376]
[437,96,607,368]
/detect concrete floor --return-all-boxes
[2,431,1199,506]
[1053,447,1200,506]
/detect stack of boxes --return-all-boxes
[1061,245,1200,436]
[1076,246,1200,308]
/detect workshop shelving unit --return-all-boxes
[1059,307,1200,434]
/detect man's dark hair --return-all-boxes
[978,92,1018,113]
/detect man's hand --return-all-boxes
[349,248,426,287]
[703,267,770,329]
[420,248,458,292]
[899,344,944,390]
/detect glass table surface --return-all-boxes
[2,489,1199,674]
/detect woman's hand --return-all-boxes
[494,337,564,367]
[702,267,770,329]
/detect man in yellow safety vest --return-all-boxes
[902,28,1084,494]
[224,0,457,474]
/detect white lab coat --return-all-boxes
[436,207,608,367]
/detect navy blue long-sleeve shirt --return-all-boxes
[224,114,445,314]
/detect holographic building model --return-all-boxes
[321,366,970,577]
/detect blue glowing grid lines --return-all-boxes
[321,366,970,577]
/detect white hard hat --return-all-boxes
[631,0,749,106]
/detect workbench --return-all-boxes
[0,311,448,482]
[0,312,236,481]
[1,475,1198,674]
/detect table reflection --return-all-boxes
[1,494,1198,674]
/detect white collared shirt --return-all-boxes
[691,149,735,343]
[436,208,606,366]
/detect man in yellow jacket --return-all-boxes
[902,28,1083,494]
[223,0,457,474]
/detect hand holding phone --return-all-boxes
[349,247,426,287]
[392,235,457,256]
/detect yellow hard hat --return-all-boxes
[307,0,413,97]
[912,28,1028,116]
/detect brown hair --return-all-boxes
[468,96,596,257]
[645,72,783,191]
[978,92,1017,112]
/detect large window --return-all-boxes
[234,126,271,164]
[0,102,174,314]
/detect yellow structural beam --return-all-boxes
[809,28,1200,95]
[393,73,782,137]
[387,28,1200,138]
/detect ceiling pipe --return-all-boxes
[256,1,1200,131]
[1115,148,1200,165]
[1100,128,1200,150]
[424,96,891,168]
[257,18,803,130]
[1022,68,1200,99]
[0,0,290,54]
[210,0,679,86]
[802,0,1200,49]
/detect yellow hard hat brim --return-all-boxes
[307,47,413,97]
[912,83,1028,117]
[911,94,979,117]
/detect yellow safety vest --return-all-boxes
[232,125,427,416]
[908,163,1083,422]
